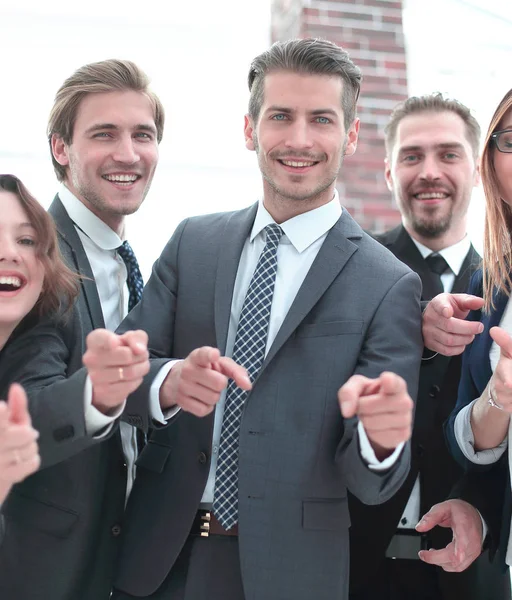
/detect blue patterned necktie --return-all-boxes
[117,241,144,312]
[213,223,283,530]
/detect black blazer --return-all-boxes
[0,196,131,600]
[349,226,509,599]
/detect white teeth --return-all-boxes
[281,160,315,168]
[0,276,22,288]
[415,192,448,199]
[103,174,138,183]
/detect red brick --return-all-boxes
[382,14,403,24]
[363,0,402,8]
[383,60,406,70]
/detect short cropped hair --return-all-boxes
[385,92,481,159]
[248,38,362,129]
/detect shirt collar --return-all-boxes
[58,184,123,250]
[411,234,471,276]
[250,190,342,253]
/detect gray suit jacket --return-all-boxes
[114,204,423,600]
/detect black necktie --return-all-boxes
[425,253,449,299]
[117,241,144,311]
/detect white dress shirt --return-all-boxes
[199,194,403,506]
[59,185,166,497]
[397,234,471,530]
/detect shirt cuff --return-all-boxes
[357,420,404,471]
[84,375,125,438]
[454,400,507,464]
[149,360,182,424]
[478,510,488,545]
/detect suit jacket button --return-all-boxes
[429,385,440,398]
[111,524,122,537]
[198,452,208,464]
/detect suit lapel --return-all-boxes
[385,227,440,301]
[49,195,105,330]
[451,244,480,294]
[214,204,258,353]
[259,210,361,375]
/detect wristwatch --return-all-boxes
[488,385,504,410]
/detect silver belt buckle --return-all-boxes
[200,511,211,537]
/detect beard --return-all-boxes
[409,205,454,239]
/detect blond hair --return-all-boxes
[48,59,165,181]
[482,88,512,311]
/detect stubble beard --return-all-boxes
[254,133,346,204]
[70,168,149,218]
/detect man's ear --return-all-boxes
[384,158,394,192]
[344,118,360,157]
[474,157,481,187]
[51,134,70,167]
[244,114,256,151]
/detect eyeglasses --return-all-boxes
[491,129,512,153]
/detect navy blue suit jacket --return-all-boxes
[445,269,511,570]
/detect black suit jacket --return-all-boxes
[349,226,509,599]
[0,196,133,600]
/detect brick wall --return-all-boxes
[272,0,408,232]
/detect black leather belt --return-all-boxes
[386,529,429,560]
[190,510,239,538]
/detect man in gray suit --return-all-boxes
[107,38,423,600]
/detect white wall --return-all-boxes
[3,0,512,267]
[0,0,271,279]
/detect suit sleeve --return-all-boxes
[116,219,190,432]
[336,269,423,505]
[0,310,114,469]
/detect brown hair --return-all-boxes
[48,59,165,181]
[385,92,481,159]
[481,89,512,311]
[248,38,362,130]
[0,175,79,317]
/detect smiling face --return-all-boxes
[244,71,359,222]
[386,110,479,248]
[51,90,159,234]
[0,191,45,344]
